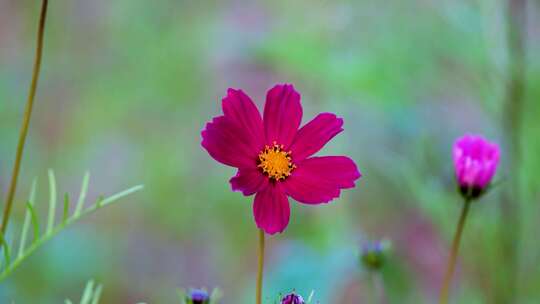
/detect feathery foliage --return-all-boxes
[0,170,143,282]
[65,280,103,304]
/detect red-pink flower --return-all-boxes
[202,84,361,234]
[453,134,500,199]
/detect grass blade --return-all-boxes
[75,172,90,216]
[91,284,103,304]
[47,169,57,234]
[18,179,37,258]
[80,280,94,304]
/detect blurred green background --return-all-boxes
[1,0,539,303]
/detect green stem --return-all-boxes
[371,271,387,304]
[439,198,472,304]
[498,0,526,302]
[1,0,49,235]
[256,229,265,304]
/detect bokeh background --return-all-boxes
[1,0,539,303]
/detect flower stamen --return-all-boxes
[258,142,296,181]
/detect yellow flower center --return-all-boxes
[258,142,296,181]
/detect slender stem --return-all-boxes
[256,229,265,304]
[1,0,49,235]
[371,271,388,304]
[498,0,526,302]
[439,199,472,304]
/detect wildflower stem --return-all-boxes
[256,229,265,304]
[370,271,387,304]
[498,0,526,301]
[1,0,49,235]
[439,198,471,304]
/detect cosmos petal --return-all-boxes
[222,88,265,150]
[263,84,302,149]
[201,116,259,168]
[282,156,361,204]
[290,113,344,161]
[230,168,269,196]
[253,183,290,234]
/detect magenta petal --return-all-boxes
[453,134,500,189]
[222,88,265,150]
[263,84,302,148]
[201,116,259,168]
[230,168,269,196]
[253,184,290,234]
[290,113,344,161]
[283,156,361,204]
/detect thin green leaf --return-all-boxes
[75,172,90,216]
[63,192,70,223]
[47,169,57,234]
[99,185,144,207]
[26,202,40,242]
[91,284,103,304]
[65,300,74,304]
[80,280,95,304]
[18,179,37,258]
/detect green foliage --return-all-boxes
[65,280,103,304]
[0,170,143,282]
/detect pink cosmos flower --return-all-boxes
[201,84,361,234]
[453,134,500,199]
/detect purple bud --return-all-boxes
[281,293,305,304]
[186,289,210,304]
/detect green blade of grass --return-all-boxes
[80,280,95,304]
[91,284,103,304]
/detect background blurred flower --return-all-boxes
[360,239,391,271]
[281,292,305,304]
[453,134,500,200]
[201,84,361,234]
[184,288,210,304]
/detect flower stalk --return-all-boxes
[371,271,387,304]
[256,229,265,304]
[1,0,49,235]
[498,0,526,301]
[439,198,472,304]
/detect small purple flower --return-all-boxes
[186,289,210,304]
[281,293,305,304]
[453,134,500,200]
